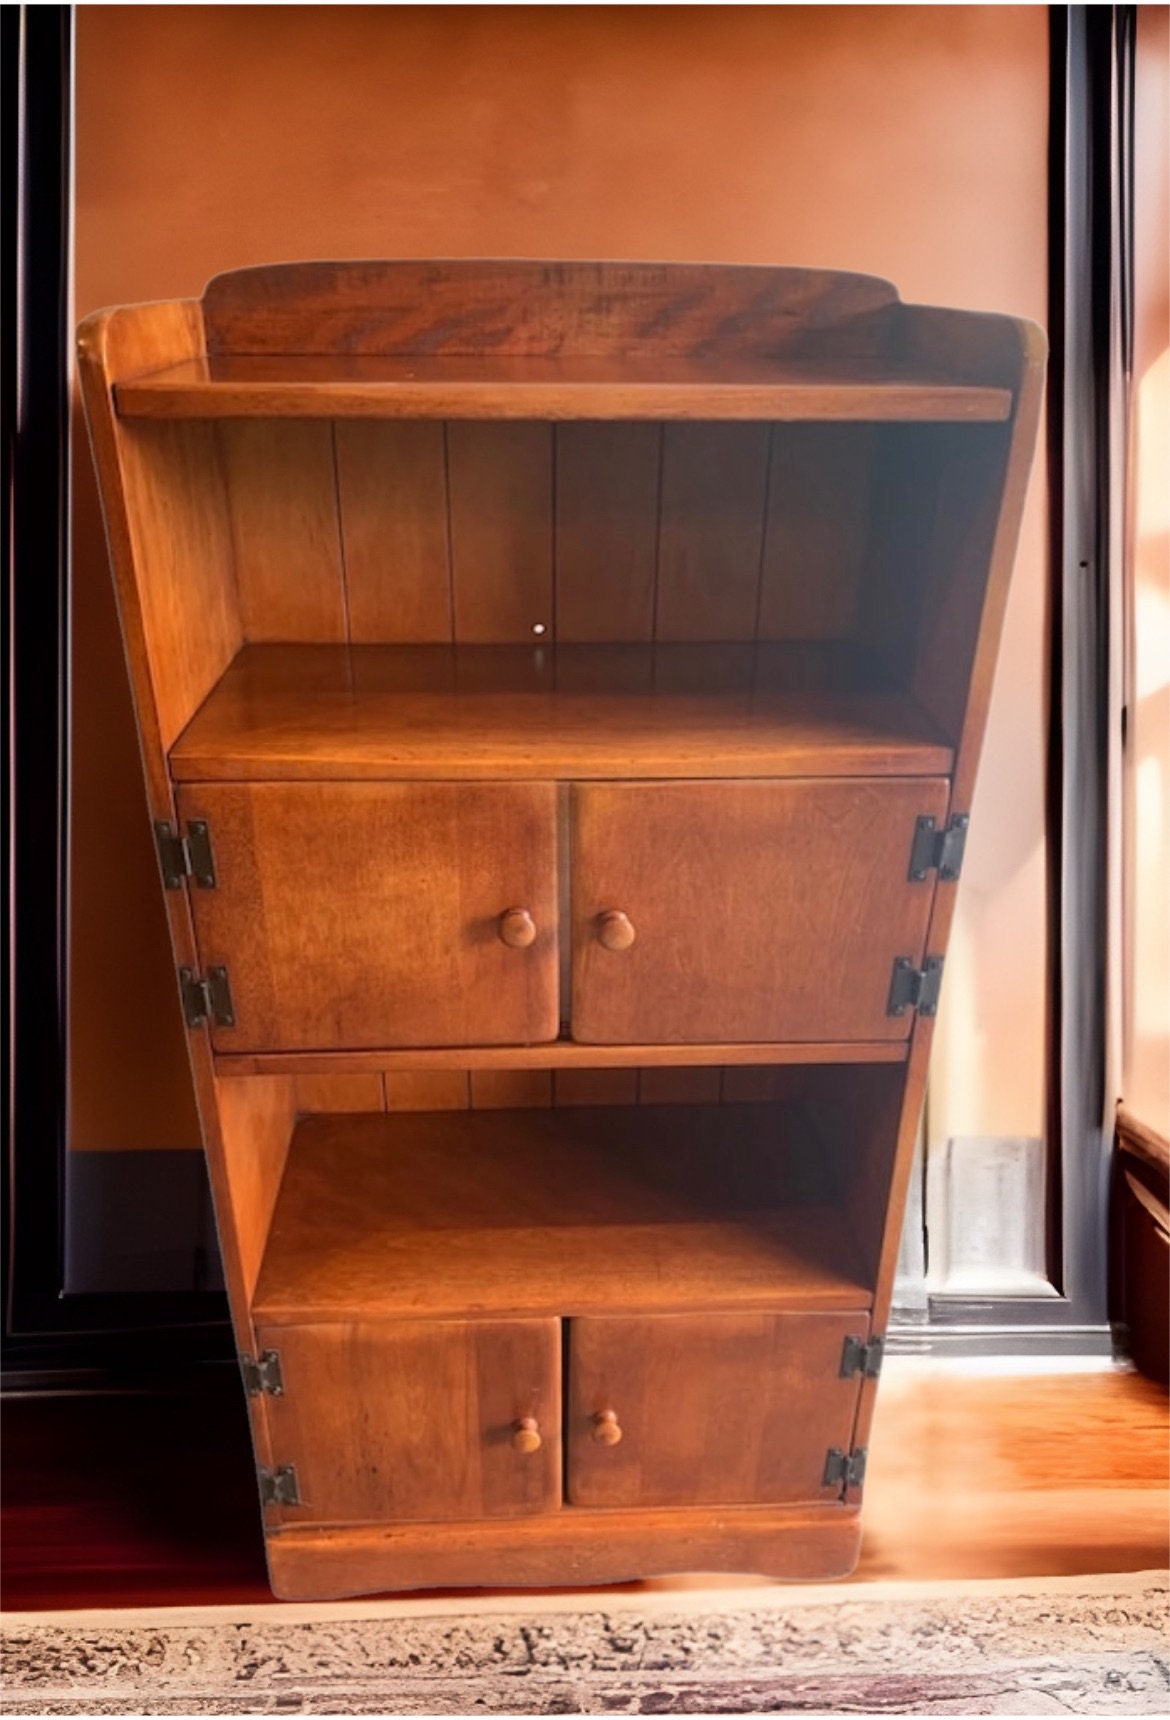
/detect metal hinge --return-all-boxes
[823,1446,868,1495]
[258,1465,300,1508]
[154,819,216,889]
[240,1350,284,1397]
[887,955,945,1018]
[179,964,236,1029]
[908,813,969,883]
[840,1334,885,1379]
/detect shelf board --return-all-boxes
[252,1104,871,1324]
[215,1039,908,1077]
[170,642,953,783]
[115,353,1013,422]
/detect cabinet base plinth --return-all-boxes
[265,1505,862,1601]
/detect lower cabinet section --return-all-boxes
[257,1309,869,1529]
[566,1311,867,1508]
[255,1318,562,1525]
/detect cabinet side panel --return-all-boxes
[218,421,347,642]
[78,303,243,765]
[335,420,453,642]
[448,423,554,642]
[758,424,876,640]
[656,424,770,640]
[215,1074,299,1303]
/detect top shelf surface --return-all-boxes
[114,353,1014,422]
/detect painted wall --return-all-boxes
[69,6,1050,1269]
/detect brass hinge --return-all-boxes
[179,965,235,1029]
[840,1334,885,1379]
[240,1350,284,1397]
[887,955,945,1019]
[154,819,217,890]
[823,1446,868,1496]
[908,813,969,883]
[258,1465,300,1508]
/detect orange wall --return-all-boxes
[70,3,1049,1149]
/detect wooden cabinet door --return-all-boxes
[566,1312,865,1508]
[570,779,948,1043]
[257,1319,561,1525]
[177,782,558,1051]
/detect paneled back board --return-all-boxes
[78,262,1044,1598]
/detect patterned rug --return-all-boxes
[3,1570,1167,1715]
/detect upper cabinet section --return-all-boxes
[77,262,1045,797]
[104,261,1023,422]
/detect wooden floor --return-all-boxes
[1,1361,1166,1611]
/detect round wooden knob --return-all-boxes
[512,1416,542,1454]
[498,908,537,949]
[596,910,636,952]
[591,1409,623,1446]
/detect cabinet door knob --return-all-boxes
[591,1409,623,1446]
[498,908,537,949]
[596,910,636,952]
[512,1416,542,1454]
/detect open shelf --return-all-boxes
[114,352,1014,423]
[170,642,953,783]
[251,1103,871,1324]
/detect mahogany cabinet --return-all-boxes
[79,261,1043,1599]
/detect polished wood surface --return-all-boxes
[3,1366,1163,1609]
[215,1039,909,1078]
[115,353,1014,422]
[76,260,1045,1600]
[571,778,948,1044]
[566,1312,865,1509]
[177,781,559,1051]
[217,419,348,643]
[197,260,900,360]
[251,1106,869,1325]
[169,643,955,783]
[256,1319,561,1526]
[265,1505,859,1600]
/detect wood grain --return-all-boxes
[382,1070,470,1112]
[198,259,901,359]
[250,1106,869,1325]
[447,423,553,642]
[293,1075,384,1115]
[213,1074,298,1302]
[177,781,559,1051]
[217,420,347,642]
[571,778,949,1044]
[656,425,770,640]
[168,642,955,782]
[114,357,1013,422]
[566,1311,866,1508]
[759,424,875,639]
[266,1502,860,1599]
[334,420,452,643]
[214,1040,910,1078]
[257,1318,561,1526]
[555,423,660,641]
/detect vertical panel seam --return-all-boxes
[442,421,456,643]
[650,423,666,658]
[328,421,353,645]
[753,423,777,644]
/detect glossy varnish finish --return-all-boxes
[252,1106,868,1325]
[566,1312,867,1508]
[176,780,559,1051]
[255,1318,562,1526]
[77,260,1045,1598]
[571,778,949,1043]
